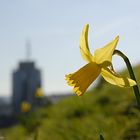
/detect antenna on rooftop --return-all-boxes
[26,39,31,61]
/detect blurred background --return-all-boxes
[0,0,140,97]
[0,0,140,139]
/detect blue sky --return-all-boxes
[0,0,140,96]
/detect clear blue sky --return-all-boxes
[0,0,140,96]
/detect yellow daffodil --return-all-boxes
[21,101,31,113]
[35,88,44,98]
[65,24,136,96]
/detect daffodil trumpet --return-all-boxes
[65,24,136,96]
[114,50,140,110]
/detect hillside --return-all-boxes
[1,64,140,140]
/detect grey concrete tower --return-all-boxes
[12,61,41,114]
[12,42,42,114]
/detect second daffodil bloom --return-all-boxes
[35,88,44,98]
[21,101,31,113]
[65,24,136,96]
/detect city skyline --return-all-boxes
[0,0,140,96]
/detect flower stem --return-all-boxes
[100,134,104,140]
[113,50,140,111]
[34,129,38,140]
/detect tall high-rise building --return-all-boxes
[12,61,42,114]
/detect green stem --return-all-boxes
[113,50,140,111]
[34,129,38,140]
[100,134,104,140]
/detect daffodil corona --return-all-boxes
[65,24,136,96]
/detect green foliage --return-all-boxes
[19,111,41,134]
[1,64,140,140]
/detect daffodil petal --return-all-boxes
[80,24,93,62]
[101,67,137,87]
[94,36,119,66]
[65,62,101,96]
